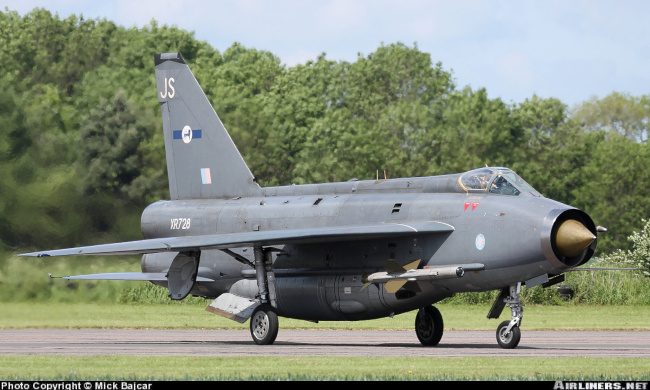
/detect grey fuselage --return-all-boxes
[140,171,592,322]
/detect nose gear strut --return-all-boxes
[488,282,523,349]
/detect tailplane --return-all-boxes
[154,53,261,199]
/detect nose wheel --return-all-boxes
[496,320,521,349]
[495,283,523,349]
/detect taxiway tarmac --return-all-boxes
[0,329,649,357]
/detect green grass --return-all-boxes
[1,356,648,381]
[2,303,649,380]
[2,302,650,330]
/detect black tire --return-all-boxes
[250,304,279,345]
[496,320,521,349]
[415,305,444,346]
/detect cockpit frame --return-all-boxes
[459,167,540,197]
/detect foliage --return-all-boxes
[117,282,206,305]
[444,266,650,306]
[78,89,162,204]
[572,92,650,143]
[2,250,649,305]
[598,219,650,277]
[0,7,649,258]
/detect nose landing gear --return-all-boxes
[487,282,523,349]
[496,283,523,349]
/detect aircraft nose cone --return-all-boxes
[555,219,596,257]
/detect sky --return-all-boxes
[3,0,650,108]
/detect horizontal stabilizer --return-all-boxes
[18,221,454,257]
[48,272,214,282]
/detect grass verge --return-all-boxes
[1,356,649,381]
[1,303,649,380]
[2,302,649,330]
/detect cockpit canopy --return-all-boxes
[459,167,541,197]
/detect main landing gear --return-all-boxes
[250,304,279,345]
[248,246,280,345]
[415,305,444,346]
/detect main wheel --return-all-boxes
[250,304,279,345]
[496,320,521,349]
[415,305,444,346]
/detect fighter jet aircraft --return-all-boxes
[19,53,601,349]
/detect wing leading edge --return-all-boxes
[18,221,454,258]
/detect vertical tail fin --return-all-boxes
[154,53,261,199]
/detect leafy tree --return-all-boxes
[260,54,340,185]
[419,87,524,175]
[599,219,650,277]
[573,134,650,253]
[199,43,285,186]
[78,89,162,205]
[0,8,119,96]
[512,95,568,143]
[509,96,589,202]
[291,43,457,183]
[335,43,456,179]
[572,92,650,143]
[0,78,86,249]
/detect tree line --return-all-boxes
[1,8,649,256]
